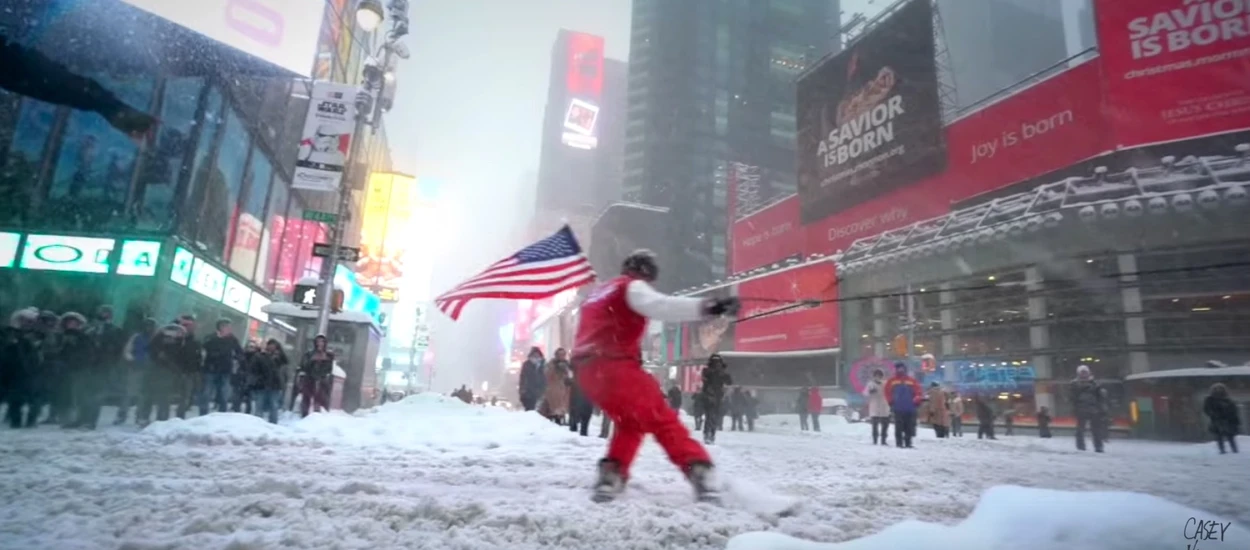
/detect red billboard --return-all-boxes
[1095,0,1250,148]
[565,32,604,99]
[805,58,1111,255]
[730,195,801,273]
[734,262,841,352]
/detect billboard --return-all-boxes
[805,58,1111,256]
[734,262,840,353]
[356,172,416,302]
[292,81,358,192]
[796,0,946,223]
[1094,0,1250,148]
[561,32,605,149]
[120,0,323,77]
[730,195,801,274]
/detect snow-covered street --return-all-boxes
[0,396,1246,550]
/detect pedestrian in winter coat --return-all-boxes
[200,319,242,414]
[87,305,127,410]
[692,392,705,431]
[926,383,950,438]
[1002,399,1017,436]
[250,340,288,424]
[884,362,922,448]
[1,308,42,428]
[863,370,891,445]
[700,354,732,444]
[136,321,190,424]
[948,393,965,437]
[31,310,61,424]
[298,334,334,417]
[796,387,810,431]
[1203,383,1241,454]
[666,385,683,411]
[743,390,758,432]
[541,348,571,423]
[729,387,746,431]
[55,312,99,429]
[974,396,997,439]
[232,341,261,414]
[1037,406,1053,438]
[170,316,203,419]
[518,347,545,412]
[1070,364,1107,452]
[568,361,594,436]
[807,386,824,432]
[113,318,157,425]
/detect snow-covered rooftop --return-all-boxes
[261,301,381,329]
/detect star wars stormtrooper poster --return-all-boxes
[293,81,359,191]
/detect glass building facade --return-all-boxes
[0,0,392,337]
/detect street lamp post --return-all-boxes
[313,2,408,336]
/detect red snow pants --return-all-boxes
[577,358,710,480]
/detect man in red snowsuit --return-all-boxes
[573,250,739,504]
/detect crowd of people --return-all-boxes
[0,306,341,429]
[516,346,597,436]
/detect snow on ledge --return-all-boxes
[726,485,1249,550]
[261,302,379,328]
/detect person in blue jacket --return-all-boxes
[884,362,923,448]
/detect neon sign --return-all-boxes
[19,235,113,273]
[116,240,162,277]
[0,232,18,268]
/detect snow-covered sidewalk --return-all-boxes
[0,399,1245,550]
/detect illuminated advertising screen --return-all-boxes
[19,234,114,273]
[170,246,194,285]
[562,32,604,150]
[116,240,162,277]
[189,257,227,301]
[248,291,271,322]
[0,232,19,268]
[356,172,415,302]
[223,277,252,313]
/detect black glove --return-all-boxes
[701,297,741,317]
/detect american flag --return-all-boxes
[434,225,596,320]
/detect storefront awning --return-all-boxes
[720,348,840,358]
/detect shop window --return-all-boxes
[1145,316,1248,348]
[135,77,204,231]
[183,89,224,239]
[1051,320,1125,351]
[259,174,290,291]
[228,147,272,279]
[45,75,154,231]
[0,98,57,223]
[274,197,305,298]
[193,108,250,261]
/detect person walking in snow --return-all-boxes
[729,387,745,431]
[87,305,126,418]
[298,335,334,416]
[700,354,732,444]
[925,383,950,438]
[172,315,203,419]
[691,392,705,431]
[540,348,571,423]
[883,362,922,448]
[1,308,42,428]
[55,312,98,429]
[137,319,190,425]
[518,347,545,412]
[863,369,891,445]
[200,319,242,414]
[568,360,595,436]
[1071,364,1107,452]
[114,318,156,425]
[572,250,739,503]
[1203,383,1240,454]
[666,384,683,411]
[1037,406,1053,438]
[974,395,997,440]
[807,386,824,432]
[250,339,288,424]
[744,390,758,432]
[232,341,260,414]
[796,386,810,431]
[948,392,965,437]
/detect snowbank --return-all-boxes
[142,393,586,452]
[726,485,1249,550]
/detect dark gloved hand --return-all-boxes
[701,297,741,317]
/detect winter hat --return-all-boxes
[60,311,88,328]
[1211,383,1227,397]
[9,307,39,328]
[894,361,907,372]
[1076,364,1091,377]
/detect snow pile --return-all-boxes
[726,485,1249,550]
[142,393,585,452]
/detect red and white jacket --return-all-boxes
[572,275,705,360]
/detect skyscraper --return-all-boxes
[533,30,629,242]
[623,0,841,290]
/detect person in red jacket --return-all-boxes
[573,250,740,504]
[807,386,824,432]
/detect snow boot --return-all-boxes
[685,462,721,504]
[592,459,625,503]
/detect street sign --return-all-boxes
[302,210,339,224]
[312,243,361,262]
